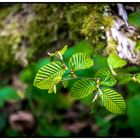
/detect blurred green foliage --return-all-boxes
[127,95,140,136]
[128,11,140,28]
[0,86,20,108]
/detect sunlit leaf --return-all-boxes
[58,45,68,55]
[95,68,117,86]
[107,53,127,69]
[69,53,94,71]
[34,61,65,92]
[71,79,96,99]
[136,74,140,83]
[100,88,126,114]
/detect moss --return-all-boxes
[103,16,114,30]
[27,4,113,57]
[103,39,118,55]
[0,6,13,27]
[0,4,22,27]
[81,4,114,53]
[27,4,69,58]
[65,4,93,39]
[0,4,31,74]
[0,3,113,74]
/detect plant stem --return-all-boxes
[92,83,102,102]
[96,84,102,95]
[92,92,99,102]
[47,52,138,83]
[109,65,117,75]
[61,76,98,81]
[58,52,68,70]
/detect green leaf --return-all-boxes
[128,11,140,28]
[107,53,127,69]
[136,74,140,83]
[95,68,117,86]
[34,61,65,92]
[58,45,68,55]
[71,79,96,99]
[135,40,140,52]
[69,53,94,71]
[54,45,68,59]
[100,88,126,114]
[62,81,68,88]
[50,55,55,62]
[48,45,68,60]
[48,84,57,94]
[116,74,132,85]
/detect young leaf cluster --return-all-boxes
[33,46,140,114]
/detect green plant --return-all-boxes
[128,11,140,28]
[33,45,140,114]
[0,86,20,108]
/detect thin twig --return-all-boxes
[39,73,136,82]
[61,77,98,82]
[92,92,99,102]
